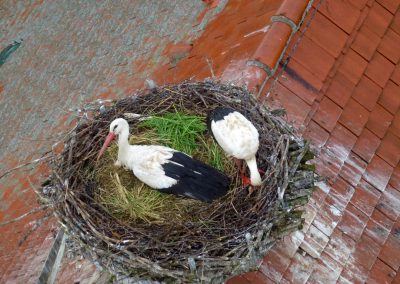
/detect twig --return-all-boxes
[0,205,50,227]
[0,153,51,180]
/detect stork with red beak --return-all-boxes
[207,107,263,187]
[97,118,230,203]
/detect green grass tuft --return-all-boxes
[139,112,206,155]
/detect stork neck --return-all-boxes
[117,129,130,149]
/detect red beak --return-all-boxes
[97,132,116,161]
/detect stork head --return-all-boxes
[97,118,129,161]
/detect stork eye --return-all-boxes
[113,125,118,131]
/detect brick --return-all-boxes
[351,26,381,61]
[300,225,329,258]
[350,180,381,216]
[365,52,396,88]
[352,75,382,112]
[376,132,400,167]
[325,72,355,108]
[340,49,368,85]
[350,233,381,270]
[292,35,335,83]
[313,97,343,132]
[377,0,400,14]
[337,203,369,241]
[340,259,369,284]
[378,221,400,270]
[378,80,400,115]
[315,0,360,34]
[302,11,348,58]
[282,252,315,284]
[324,228,356,265]
[376,185,400,220]
[363,1,393,37]
[303,120,329,150]
[363,155,393,191]
[339,99,370,136]
[339,153,367,187]
[308,252,342,283]
[353,128,381,162]
[366,104,394,139]
[366,259,397,284]
[378,29,400,64]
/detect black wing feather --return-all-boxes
[161,152,230,202]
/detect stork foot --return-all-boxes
[241,175,251,187]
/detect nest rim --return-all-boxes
[44,80,314,283]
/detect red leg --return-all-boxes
[235,158,251,187]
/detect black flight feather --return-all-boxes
[161,152,230,202]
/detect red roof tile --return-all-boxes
[376,0,400,14]
[340,49,368,85]
[314,0,361,34]
[292,35,335,82]
[336,203,369,241]
[363,1,393,37]
[352,128,381,162]
[301,10,348,58]
[325,72,355,107]
[350,179,381,216]
[313,97,343,132]
[351,25,381,61]
[339,99,370,136]
[378,80,400,114]
[366,52,396,88]
[366,258,397,284]
[376,185,400,220]
[377,28,400,64]
[351,233,381,270]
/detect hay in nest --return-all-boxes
[42,81,316,283]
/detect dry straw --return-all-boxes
[42,81,316,283]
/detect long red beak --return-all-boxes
[97,132,116,161]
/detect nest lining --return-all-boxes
[43,81,315,283]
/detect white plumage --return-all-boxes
[97,118,230,202]
[208,108,262,186]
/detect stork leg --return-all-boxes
[235,158,251,187]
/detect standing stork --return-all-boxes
[207,107,262,187]
[97,118,230,203]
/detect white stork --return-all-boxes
[207,107,263,187]
[97,118,230,203]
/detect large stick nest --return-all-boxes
[43,81,315,283]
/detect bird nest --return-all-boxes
[42,81,316,283]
